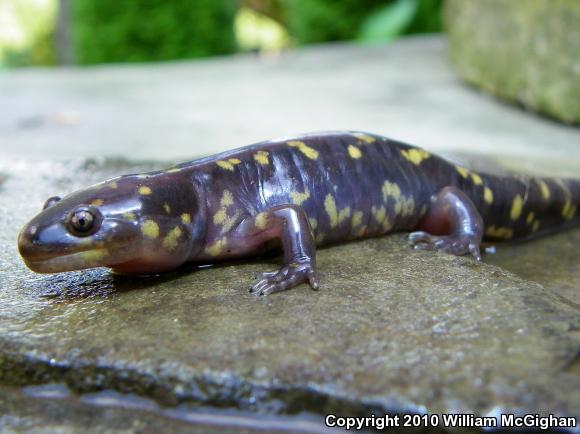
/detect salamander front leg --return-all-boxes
[408,186,484,261]
[235,205,319,296]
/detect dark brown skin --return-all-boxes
[17,131,580,295]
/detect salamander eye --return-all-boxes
[43,196,61,210]
[67,206,101,236]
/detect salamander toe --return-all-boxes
[250,260,319,296]
[408,231,482,261]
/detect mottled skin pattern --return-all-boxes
[18,132,580,295]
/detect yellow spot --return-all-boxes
[353,133,375,143]
[394,200,402,215]
[221,211,240,233]
[315,233,325,244]
[216,160,234,171]
[255,212,268,230]
[351,211,363,228]
[562,201,576,220]
[166,168,181,173]
[486,225,513,240]
[213,209,227,225]
[337,207,351,225]
[253,151,269,165]
[484,187,494,204]
[376,207,386,223]
[163,203,171,214]
[402,197,415,216]
[562,201,571,219]
[139,186,152,195]
[308,218,318,231]
[537,180,550,200]
[382,180,402,201]
[216,159,242,171]
[324,194,338,228]
[532,220,540,232]
[288,141,319,160]
[510,195,524,220]
[163,226,182,250]
[347,145,362,159]
[526,212,535,225]
[221,190,234,206]
[142,220,159,239]
[213,190,239,233]
[455,166,469,179]
[81,249,108,263]
[420,204,428,217]
[110,182,118,189]
[181,213,191,224]
[205,238,227,257]
[323,196,350,229]
[372,205,387,223]
[289,189,310,206]
[470,173,483,185]
[91,199,104,206]
[123,212,136,221]
[400,148,430,165]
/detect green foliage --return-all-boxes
[283,0,442,45]
[71,0,237,65]
[358,0,419,42]
[284,0,388,44]
[2,28,57,67]
[405,0,442,34]
[0,0,57,67]
[358,0,443,42]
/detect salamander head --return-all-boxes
[18,173,205,274]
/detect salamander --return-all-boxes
[18,131,580,295]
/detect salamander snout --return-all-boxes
[17,223,40,259]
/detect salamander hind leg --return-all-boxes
[408,186,484,261]
[234,205,319,296]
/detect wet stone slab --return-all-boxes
[1,158,579,428]
[0,385,329,434]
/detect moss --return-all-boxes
[446,0,580,124]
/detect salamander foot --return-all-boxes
[408,232,482,261]
[250,260,319,296]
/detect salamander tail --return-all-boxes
[452,170,580,242]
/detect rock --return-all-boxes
[1,158,579,426]
[0,385,317,434]
[1,38,580,164]
[445,0,580,124]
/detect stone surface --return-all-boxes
[0,385,328,434]
[1,37,580,431]
[0,38,580,167]
[1,158,580,427]
[446,0,580,124]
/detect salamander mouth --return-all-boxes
[22,248,113,273]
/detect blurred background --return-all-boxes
[0,0,578,166]
[0,0,442,67]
